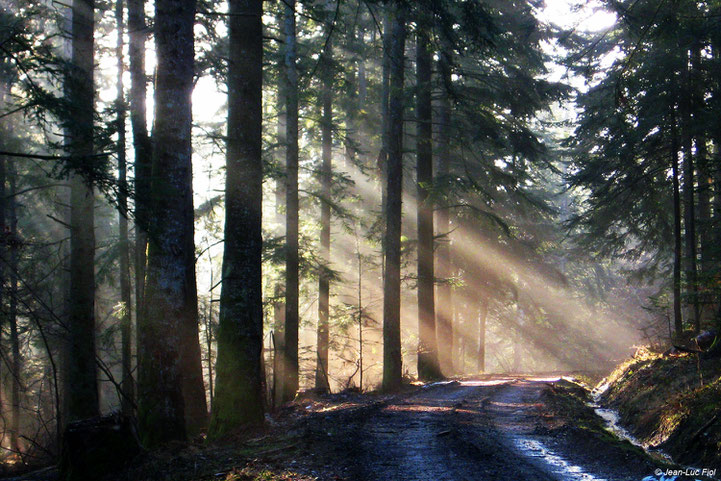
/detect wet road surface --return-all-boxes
[347,378,657,481]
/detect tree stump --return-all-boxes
[60,413,141,481]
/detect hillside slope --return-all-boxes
[599,348,721,471]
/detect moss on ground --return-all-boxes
[542,379,653,461]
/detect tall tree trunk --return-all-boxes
[65,0,99,423]
[127,0,151,419]
[692,46,711,323]
[697,137,711,275]
[115,0,134,417]
[209,0,264,436]
[315,29,332,393]
[436,39,454,375]
[378,8,391,280]
[715,128,721,286]
[282,0,300,402]
[0,88,7,445]
[357,22,367,107]
[681,87,700,333]
[676,47,699,333]
[671,108,683,338]
[356,233,364,391]
[696,135,711,325]
[415,25,440,381]
[127,0,151,329]
[204,294,214,407]
[137,0,196,445]
[272,86,286,409]
[342,22,357,173]
[180,294,208,435]
[477,296,487,373]
[174,23,207,438]
[8,158,20,452]
[382,1,406,392]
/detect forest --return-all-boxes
[1,0,721,479]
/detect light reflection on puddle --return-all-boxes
[514,438,608,481]
[459,379,515,387]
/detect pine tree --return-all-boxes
[114,0,134,416]
[282,0,300,403]
[64,0,99,423]
[435,35,454,376]
[382,0,406,392]
[315,6,333,392]
[209,0,264,436]
[127,0,151,340]
[137,0,196,445]
[415,15,441,381]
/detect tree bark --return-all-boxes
[209,0,264,436]
[282,0,300,402]
[382,1,406,392]
[378,8,391,281]
[0,87,7,447]
[691,46,711,322]
[436,39,454,375]
[127,0,151,423]
[478,296,487,373]
[343,22,357,173]
[415,25,440,381]
[356,237,364,391]
[671,108,683,338]
[115,0,134,417]
[8,158,20,452]
[180,294,208,435]
[127,0,151,327]
[696,138,711,275]
[137,0,197,445]
[681,62,700,333]
[315,27,332,393]
[65,0,99,423]
[272,77,286,409]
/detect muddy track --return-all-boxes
[340,378,658,481]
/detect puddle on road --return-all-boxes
[421,380,459,388]
[513,437,608,481]
[459,379,515,387]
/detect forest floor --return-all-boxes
[599,349,721,475]
[4,374,713,481]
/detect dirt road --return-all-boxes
[331,378,660,481]
[0,377,675,481]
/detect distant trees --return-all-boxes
[568,0,721,338]
[0,0,672,460]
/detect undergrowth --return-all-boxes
[599,349,721,471]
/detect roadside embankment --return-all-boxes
[595,348,721,472]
